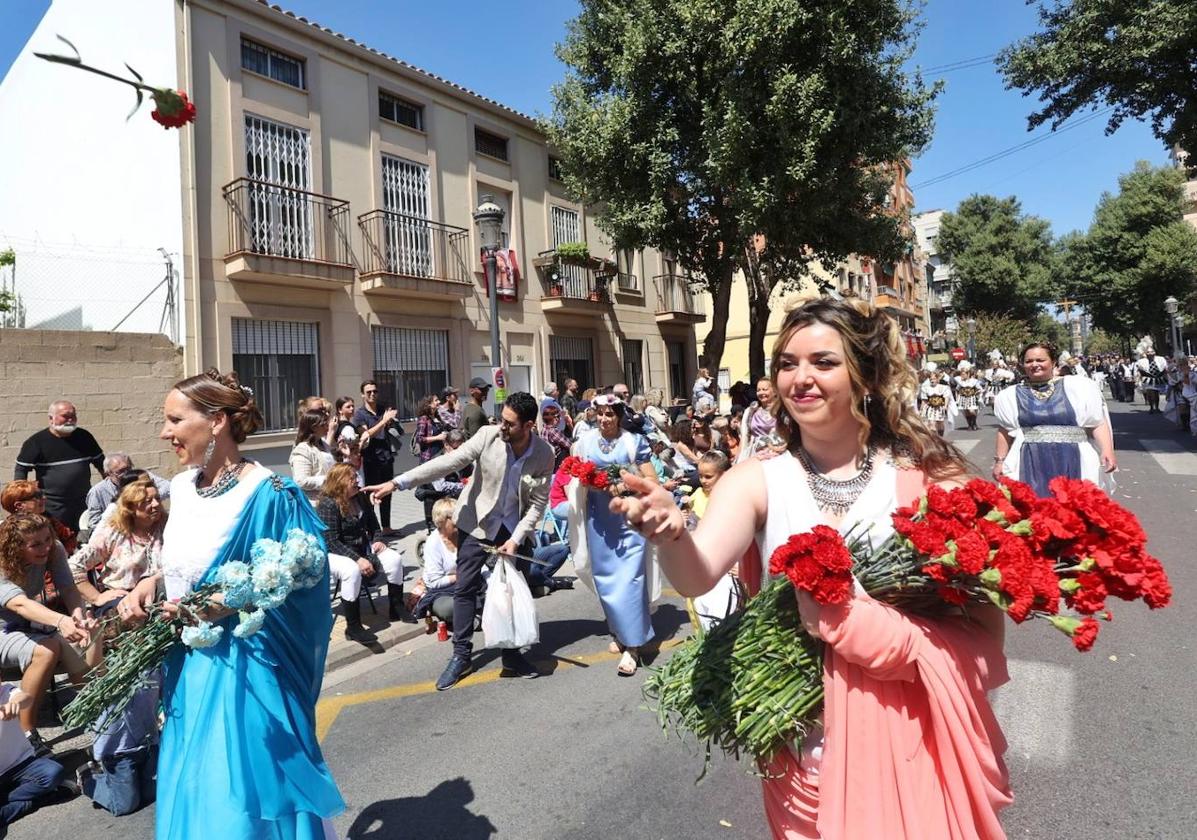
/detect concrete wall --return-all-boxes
[0,330,184,482]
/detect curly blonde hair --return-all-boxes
[768,297,972,481]
[0,514,52,583]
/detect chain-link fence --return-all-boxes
[0,238,180,341]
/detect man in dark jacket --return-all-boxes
[14,400,104,533]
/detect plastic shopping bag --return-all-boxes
[481,556,539,649]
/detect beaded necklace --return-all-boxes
[195,458,250,499]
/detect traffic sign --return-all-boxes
[949,347,967,361]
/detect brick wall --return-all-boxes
[0,330,184,485]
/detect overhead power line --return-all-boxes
[911,107,1115,190]
[921,53,997,74]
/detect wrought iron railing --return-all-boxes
[538,252,609,301]
[224,178,351,265]
[654,273,704,315]
[358,210,471,283]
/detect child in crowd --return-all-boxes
[77,672,160,815]
[686,452,739,630]
[0,681,66,827]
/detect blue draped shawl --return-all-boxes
[156,475,344,839]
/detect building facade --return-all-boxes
[913,208,957,361]
[175,0,704,451]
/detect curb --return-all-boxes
[325,620,432,673]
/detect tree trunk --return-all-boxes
[747,294,773,382]
[698,263,736,389]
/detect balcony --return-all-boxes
[614,272,641,294]
[534,252,610,315]
[654,274,705,324]
[357,210,472,301]
[223,178,354,289]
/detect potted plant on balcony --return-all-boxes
[555,241,591,265]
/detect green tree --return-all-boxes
[998,0,1197,159]
[935,195,1057,320]
[0,249,14,315]
[1062,162,1197,340]
[966,312,1034,363]
[546,0,937,382]
[1084,328,1123,356]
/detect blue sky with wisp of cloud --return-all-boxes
[2,0,1168,237]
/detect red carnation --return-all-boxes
[1072,617,1100,652]
[937,585,969,606]
[591,470,610,490]
[1069,571,1108,614]
[150,88,197,129]
[952,530,990,576]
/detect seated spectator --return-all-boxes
[0,680,67,827]
[668,419,700,480]
[0,515,92,757]
[525,541,573,597]
[69,475,166,666]
[2,481,79,556]
[84,454,170,531]
[648,440,682,492]
[334,439,366,488]
[77,671,159,816]
[689,450,730,520]
[538,401,571,469]
[413,498,459,626]
[644,389,670,432]
[317,464,410,642]
[289,407,336,504]
[687,451,740,630]
[571,402,597,440]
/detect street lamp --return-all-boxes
[965,317,977,361]
[1164,295,1183,358]
[473,194,506,416]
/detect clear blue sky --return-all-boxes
[1,0,1168,237]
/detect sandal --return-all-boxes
[617,649,639,677]
[607,638,622,655]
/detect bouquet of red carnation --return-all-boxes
[645,476,1171,768]
[559,455,630,493]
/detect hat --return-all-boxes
[957,360,973,372]
[440,386,459,399]
[541,398,561,413]
[468,377,491,391]
[575,399,592,412]
[924,361,939,373]
[592,393,625,407]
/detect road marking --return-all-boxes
[991,658,1074,769]
[1139,439,1197,475]
[315,638,684,742]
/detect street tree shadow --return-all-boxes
[346,777,496,839]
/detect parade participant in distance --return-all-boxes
[567,394,660,676]
[993,342,1116,496]
[1135,344,1168,414]
[953,360,984,431]
[917,362,955,436]
[121,369,344,838]
[612,297,1011,839]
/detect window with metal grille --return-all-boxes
[616,249,639,292]
[474,128,508,162]
[548,156,564,181]
[622,340,644,395]
[231,318,319,432]
[718,368,731,394]
[550,335,594,395]
[241,38,305,89]
[550,206,586,296]
[379,92,424,131]
[372,326,449,420]
[244,115,313,259]
[381,155,431,276]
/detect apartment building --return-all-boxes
[175,0,704,448]
[913,208,957,359]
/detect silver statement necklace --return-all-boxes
[795,445,876,516]
[195,458,250,499]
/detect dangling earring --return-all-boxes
[863,393,872,414]
[202,435,216,473]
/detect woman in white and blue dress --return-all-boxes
[568,394,659,676]
[993,343,1116,496]
[121,369,343,839]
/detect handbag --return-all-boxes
[481,556,539,649]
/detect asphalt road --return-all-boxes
[11,398,1197,839]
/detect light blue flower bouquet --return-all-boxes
[63,528,327,730]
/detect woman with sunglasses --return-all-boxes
[569,394,660,676]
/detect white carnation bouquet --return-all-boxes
[63,530,326,731]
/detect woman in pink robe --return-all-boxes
[614,297,1012,839]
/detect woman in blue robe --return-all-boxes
[571,395,659,676]
[122,370,343,839]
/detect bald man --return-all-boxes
[14,400,105,532]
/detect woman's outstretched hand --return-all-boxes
[610,471,686,544]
